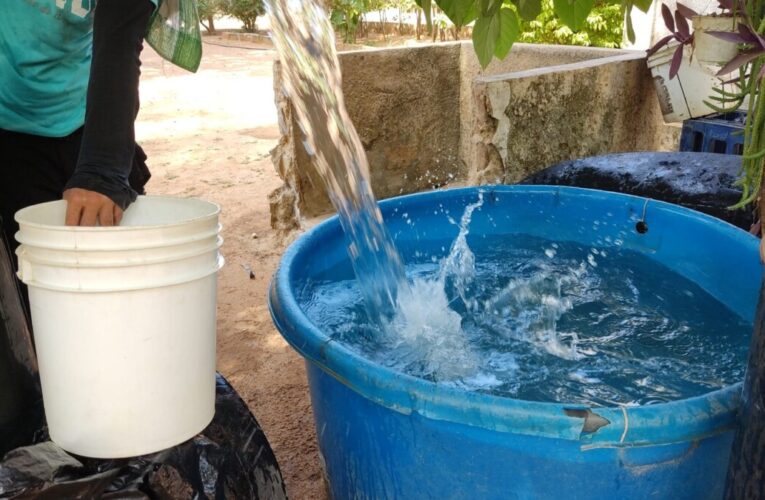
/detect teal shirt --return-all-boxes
[0,0,157,138]
[0,0,96,138]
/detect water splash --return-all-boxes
[475,261,592,360]
[267,0,407,320]
[382,195,486,380]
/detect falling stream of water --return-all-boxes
[267,0,407,322]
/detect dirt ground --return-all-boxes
[137,40,325,500]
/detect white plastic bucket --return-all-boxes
[646,43,721,123]
[14,196,224,458]
[692,15,739,65]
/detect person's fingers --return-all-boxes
[80,206,99,227]
[65,200,83,226]
[98,204,114,227]
[114,205,124,226]
[63,188,122,227]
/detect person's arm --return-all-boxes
[64,0,154,226]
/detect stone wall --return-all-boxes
[470,51,678,184]
[270,44,462,222]
[270,42,679,231]
[459,43,642,185]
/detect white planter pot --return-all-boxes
[692,15,739,65]
[647,44,723,123]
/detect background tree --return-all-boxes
[520,0,622,48]
[224,0,266,33]
[199,0,224,34]
[330,0,369,42]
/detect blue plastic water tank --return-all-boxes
[269,186,761,499]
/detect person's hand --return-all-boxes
[63,188,123,227]
[761,236,765,264]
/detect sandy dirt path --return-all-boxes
[137,40,325,500]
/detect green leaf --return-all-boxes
[416,0,433,31]
[623,4,636,43]
[479,0,503,15]
[437,0,479,27]
[553,0,596,31]
[330,9,345,27]
[494,7,521,59]
[473,13,500,67]
[512,0,542,21]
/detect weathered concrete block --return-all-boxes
[272,44,462,222]
[472,51,675,184]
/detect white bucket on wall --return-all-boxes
[692,15,739,65]
[647,43,722,123]
[14,196,224,459]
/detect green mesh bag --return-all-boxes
[145,0,203,73]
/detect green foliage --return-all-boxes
[416,0,434,31]
[330,0,372,42]
[552,0,595,31]
[425,0,622,66]
[439,0,478,28]
[222,0,265,32]
[327,0,620,64]
[471,1,520,66]
[494,7,521,59]
[198,0,224,18]
[519,0,622,48]
[512,0,543,22]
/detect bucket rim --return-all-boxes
[14,195,220,232]
[646,40,685,68]
[16,236,223,269]
[22,255,224,293]
[14,225,223,252]
[269,184,753,446]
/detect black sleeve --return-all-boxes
[64,0,154,210]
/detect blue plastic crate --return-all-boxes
[679,111,745,155]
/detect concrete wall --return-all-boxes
[470,51,678,184]
[459,43,640,185]
[270,42,679,231]
[271,44,462,221]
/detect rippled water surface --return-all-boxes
[301,233,751,407]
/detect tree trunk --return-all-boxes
[207,16,216,35]
[381,11,387,41]
[416,9,421,40]
[398,7,403,35]
[724,279,765,499]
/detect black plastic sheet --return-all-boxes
[0,375,288,499]
[522,152,755,231]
